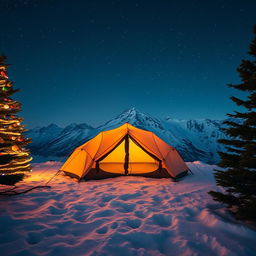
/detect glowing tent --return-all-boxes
[60,123,189,180]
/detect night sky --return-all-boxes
[1,0,256,128]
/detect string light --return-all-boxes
[0,119,22,124]
[0,131,21,135]
[11,145,20,151]
[0,157,33,168]
[0,164,31,172]
[2,87,8,92]
[0,152,30,157]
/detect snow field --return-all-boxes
[0,161,255,256]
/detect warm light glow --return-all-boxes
[0,157,32,168]
[0,131,21,135]
[0,119,21,125]
[11,145,20,151]
[13,157,33,165]
[0,163,31,172]
[99,138,158,174]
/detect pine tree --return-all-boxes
[209,25,256,222]
[0,56,32,185]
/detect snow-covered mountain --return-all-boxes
[27,107,229,163]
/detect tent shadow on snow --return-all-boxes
[60,123,190,181]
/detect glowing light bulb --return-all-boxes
[3,105,9,109]
[11,145,19,151]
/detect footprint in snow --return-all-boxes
[134,210,148,219]
[73,204,90,211]
[119,192,142,200]
[125,218,142,229]
[110,200,136,213]
[49,206,67,215]
[93,209,116,217]
[110,222,118,229]
[151,195,162,203]
[27,232,43,245]
[96,226,108,234]
[102,195,116,202]
[151,214,172,227]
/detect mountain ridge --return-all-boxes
[27,108,230,164]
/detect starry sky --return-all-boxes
[1,0,256,128]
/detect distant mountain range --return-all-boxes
[27,107,231,164]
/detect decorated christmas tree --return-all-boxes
[0,56,32,185]
[209,25,256,221]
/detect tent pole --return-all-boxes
[124,135,129,175]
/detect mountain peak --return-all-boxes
[121,107,140,116]
[47,123,62,129]
[116,107,147,123]
[30,123,62,133]
[98,107,165,131]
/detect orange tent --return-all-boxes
[60,123,189,180]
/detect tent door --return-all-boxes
[96,134,161,174]
[128,135,161,174]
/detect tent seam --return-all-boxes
[80,148,93,160]
[92,132,104,160]
[151,133,164,159]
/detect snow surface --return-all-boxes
[0,162,255,256]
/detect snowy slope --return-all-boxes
[28,124,63,149]
[0,162,255,256]
[40,123,95,157]
[27,108,230,164]
[27,123,95,161]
